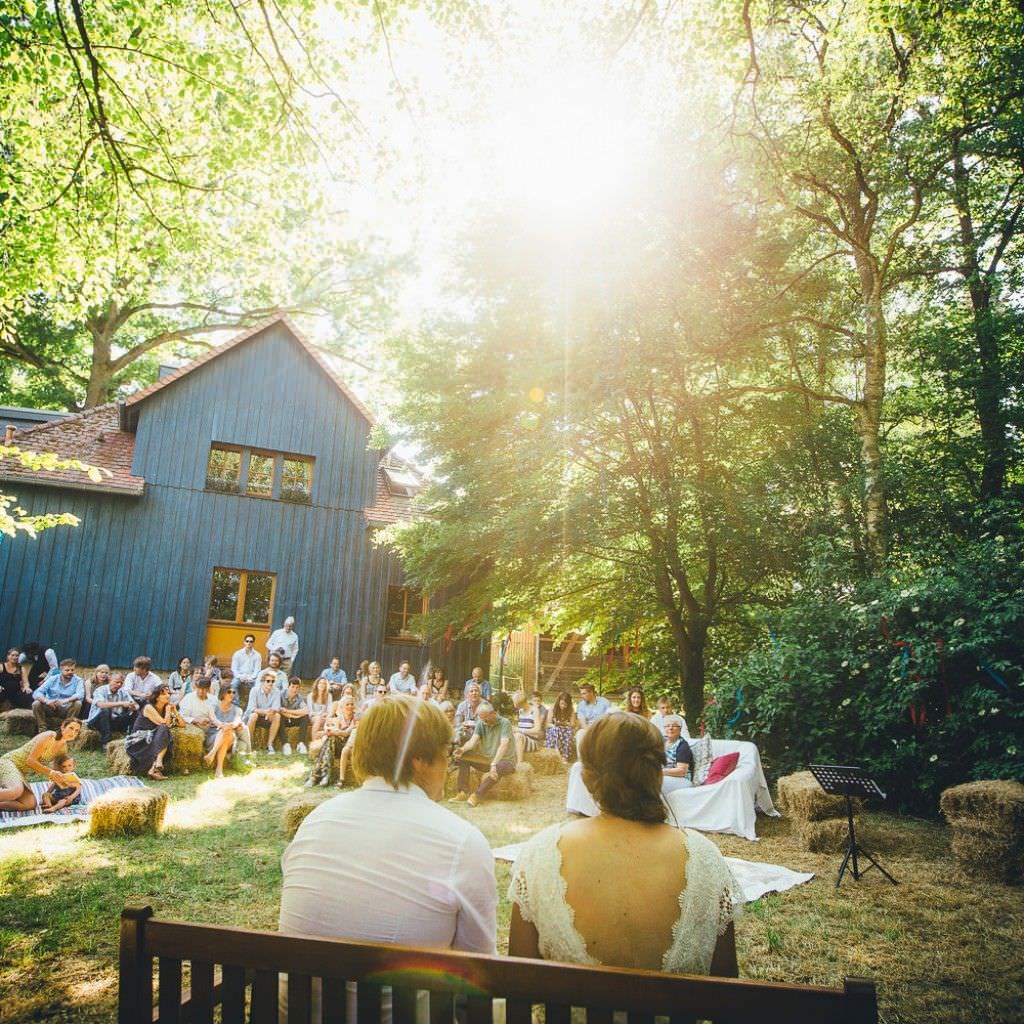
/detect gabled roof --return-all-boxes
[364,466,419,525]
[0,404,144,496]
[124,314,375,427]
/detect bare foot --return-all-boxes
[202,751,216,766]
[214,768,224,779]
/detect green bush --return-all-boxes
[706,527,1024,812]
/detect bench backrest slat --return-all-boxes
[157,957,182,1024]
[121,908,878,1024]
[221,964,247,1024]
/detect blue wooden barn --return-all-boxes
[0,316,488,684]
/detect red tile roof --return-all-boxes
[1,405,145,496]
[364,466,419,525]
[124,314,376,426]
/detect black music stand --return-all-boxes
[808,764,898,889]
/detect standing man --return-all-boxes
[246,670,283,754]
[87,671,137,744]
[388,660,418,695]
[463,666,492,700]
[32,659,84,731]
[230,634,263,707]
[319,657,348,698]
[450,701,516,807]
[267,617,299,674]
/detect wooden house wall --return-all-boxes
[0,324,488,678]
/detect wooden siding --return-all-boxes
[0,323,486,679]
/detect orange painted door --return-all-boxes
[204,568,276,666]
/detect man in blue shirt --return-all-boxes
[389,661,418,695]
[87,672,137,744]
[463,666,491,700]
[246,671,283,753]
[575,682,611,751]
[33,658,85,732]
[319,657,348,698]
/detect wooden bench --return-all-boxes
[119,907,878,1024]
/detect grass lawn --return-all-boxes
[1,737,1022,1024]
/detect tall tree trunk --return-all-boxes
[952,144,1007,500]
[680,626,707,726]
[84,303,118,407]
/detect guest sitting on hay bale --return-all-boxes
[178,675,218,729]
[246,671,283,754]
[307,677,333,744]
[40,751,82,812]
[450,701,516,807]
[125,683,180,780]
[0,718,82,811]
[544,691,575,762]
[455,681,483,743]
[512,690,547,761]
[86,671,137,745]
[205,685,244,778]
[81,663,111,720]
[32,659,84,732]
[305,694,358,788]
[280,677,311,755]
[124,656,162,703]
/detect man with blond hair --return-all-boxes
[279,694,497,1019]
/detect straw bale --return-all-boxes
[0,709,36,737]
[172,725,206,773]
[74,726,102,751]
[106,739,133,775]
[470,762,534,801]
[524,747,566,776]
[777,771,857,821]
[940,780,1024,832]
[949,826,1023,884]
[88,787,169,837]
[799,817,859,854]
[282,792,332,840]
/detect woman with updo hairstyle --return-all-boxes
[508,713,740,977]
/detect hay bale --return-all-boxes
[171,725,206,774]
[88,787,169,837]
[525,747,566,776]
[941,780,1024,830]
[106,739,133,775]
[777,771,856,821]
[949,824,1024,884]
[282,792,332,840]
[0,708,36,737]
[470,762,534,801]
[798,817,860,854]
[74,725,102,751]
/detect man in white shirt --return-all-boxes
[266,616,299,672]
[124,656,162,702]
[650,696,690,739]
[230,634,262,705]
[279,695,497,1020]
[178,677,218,727]
[388,660,417,695]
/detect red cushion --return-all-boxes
[703,752,740,786]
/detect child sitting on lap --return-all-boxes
[41,753,82,813]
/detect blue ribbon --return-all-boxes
[976,656,1009,690]
[726,685,743,729]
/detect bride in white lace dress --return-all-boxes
[508,712,740,976]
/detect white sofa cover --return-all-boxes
[564,737,779,841]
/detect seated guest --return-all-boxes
[124,656,162,702]
[623,687,650,718]
[360,679,387,715]
[40,751,82,812]
[575,682,611,748]
[81,664,111,720]
[0,718,82,811]
[450,701,516,807]
[125,683,180,780]
[167,657,192,704]
[245,671,283,754]
[18,642,57,692]
[651,696,689,738]
[544,690,575,762]
[464,665,492,700]
[279,694,497,1021]
[428,667,449,702]
[455,682,483,743]
[32,659,84,732]
[230,634,262,706]
[1,647,33,710]
[264,652,289,693]
[87,671,137,744]
[508,713,739,976]
[360,660,384,702]
[662,716,694,794]
[513,690,548,760]
[389,660,418,695]
[178,675,218,728]
[307,677,333,743]
[205,685,244,778]
[319,657,348,697]
[203,654,223,687]
[306,694,358,787]
[280,677,311,755]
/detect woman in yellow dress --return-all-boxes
[0,718,82,811]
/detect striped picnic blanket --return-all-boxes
[0,776,145,830]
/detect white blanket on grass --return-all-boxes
[491,842,813,904]
[0,776,145,830]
